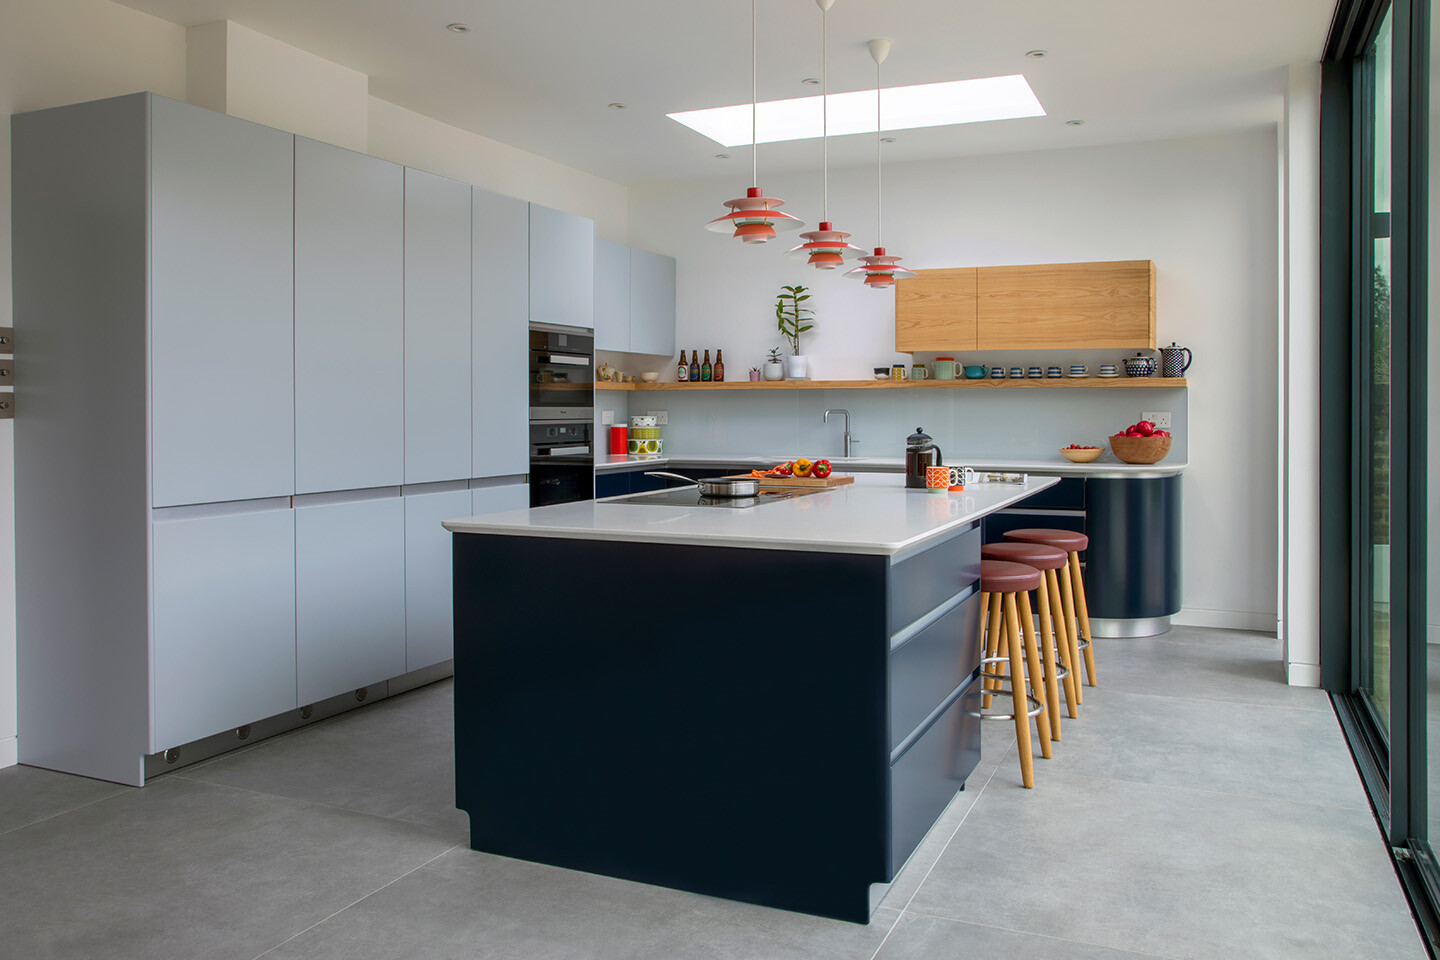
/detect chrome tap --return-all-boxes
[824,408,853,458]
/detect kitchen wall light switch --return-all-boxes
[648,410,668,425]
[601,410,614,425]
[1142,411,1171,429]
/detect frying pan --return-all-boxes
[644,471,760,498]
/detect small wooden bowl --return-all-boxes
[1059,447,1104,463]
[1109,435,1172,464]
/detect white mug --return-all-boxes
[948,466,978,487]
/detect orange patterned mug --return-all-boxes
[926,466,949,491]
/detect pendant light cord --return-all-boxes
[875,55,882,245]
[821,4,829,220]
[751,0,758,188]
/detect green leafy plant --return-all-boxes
[766,347,783,364]
[749,366,761,374]
[775,285,814,355]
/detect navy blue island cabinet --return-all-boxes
[450,522,986,923]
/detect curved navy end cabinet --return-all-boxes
[1085,476,1183,636]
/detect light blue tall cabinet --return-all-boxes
[529,202,594,329]
[593,239,631,352]
[593,240,676,357]
[473,188,531,481]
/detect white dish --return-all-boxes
[1066,373,1090,379]
[1096,373,1120,378]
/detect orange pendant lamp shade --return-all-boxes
[845,247,917,288]
[707,187,804,244]
[786,222,866,269]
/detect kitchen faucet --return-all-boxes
[824,409,854,458]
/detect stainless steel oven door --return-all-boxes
[529,326,594,422]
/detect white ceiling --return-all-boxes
[114,0,1336,186]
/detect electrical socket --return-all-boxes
[601,410,614,425]
[1142,411,1171,429]
[647,410,668,425]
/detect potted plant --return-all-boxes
[763,347,785,381]
[775,284,814,380]
[748,366,762,382]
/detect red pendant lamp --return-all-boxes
[846,38,916,289]
[787,0,864,270]
[706,0,803,244]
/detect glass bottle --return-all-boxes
[714,349,725,382]
[689,351,701,383]
[677,350,689,382]
[701,350,713,382]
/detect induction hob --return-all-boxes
[607,486,821,509]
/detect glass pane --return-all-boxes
[1362,8,1394,732]
[1429,0,1440,847]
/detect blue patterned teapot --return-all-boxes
[1122,351,1157,378]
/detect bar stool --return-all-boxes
[1003,529,1096,695]
[980,541,1079,739]
[977,560,1052,789]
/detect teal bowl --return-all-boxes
[963,365,987,379]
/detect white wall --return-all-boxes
[629,128,1280,630]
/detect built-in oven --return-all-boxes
[528,324,595,507]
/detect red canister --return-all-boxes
[609,425,628,455]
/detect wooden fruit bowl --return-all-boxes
[1059,447,1103,463]
[1109,434,1172,464]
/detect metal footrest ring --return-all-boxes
[978,656,1044,720]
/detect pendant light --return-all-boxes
[706,0,803,244]
[786,0,865,270]
[846,38,916,289]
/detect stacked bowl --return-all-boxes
[628,415,663,455]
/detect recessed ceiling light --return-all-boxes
[802,77,821,85]
[446,22,471,33]
[880,137,896,143]
[668,75,1046,148]
[1065,119,1085,126]
[715,153,730,159]
[608,102,628,110]
[1025,49,1048,58]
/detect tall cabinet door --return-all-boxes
[528,203,594,329]
[296,497,406,705]
[150,98,295,507]
[473,188,530,480]
[593,239,631,352]
[404,168,472,484]
[151,508,297,751]
[404,488,471,671]
[629,248,676,357]
[294,137,405,494]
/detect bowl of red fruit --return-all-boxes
[1060,444,1104,463]
[1109,420,1172,463]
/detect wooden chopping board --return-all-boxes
[728,473,857,490]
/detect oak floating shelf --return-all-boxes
[597,377,1188,392]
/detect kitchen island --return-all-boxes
[443,474,1057,922]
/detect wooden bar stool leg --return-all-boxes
[1002,593,1036,788]
[1069,552,1097,686]
[1057,564,1083,703]
[983,592,1004,708]
[1045,569,1079,712]
[1032,583,1063,741]
[1016,592,1052,758]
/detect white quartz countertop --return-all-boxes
[592,452,1186,479]
[443,473,1059,557]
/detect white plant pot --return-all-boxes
[763,361,785,381]
[785,355,810,380]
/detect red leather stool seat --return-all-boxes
[1003,528,1090,552]
[981,541,1068,571]
[980,559,1043,594]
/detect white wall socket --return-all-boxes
[647,410,669,425]
[601,410,614,425]
[1142,411,1171,429]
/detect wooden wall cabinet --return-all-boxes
[895,267,977,351]
[895,260,1156,351]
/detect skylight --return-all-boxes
[668,75,1046,147]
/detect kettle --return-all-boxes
[1159,342,1193,378]
[905,427,943,489]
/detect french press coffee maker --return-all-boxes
[905,427,943,489]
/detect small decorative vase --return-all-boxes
[748,370,761,382]
[785,355,810,380]
[763,361,785,381]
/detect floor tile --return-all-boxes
[259,847,899,960]
[1015,689,1368,810]
[180,679,466,838]
[906,770,1424,960]
[0,777,458,960]
[875,912,1172,960]
[1095,629,1330,711]
[0,763,127,836]
[879,766,996,912]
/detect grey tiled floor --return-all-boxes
[0,627,1424,959]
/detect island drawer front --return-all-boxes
[888,680,981,877]
[888,525,981,634]
[889,589,981,752]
